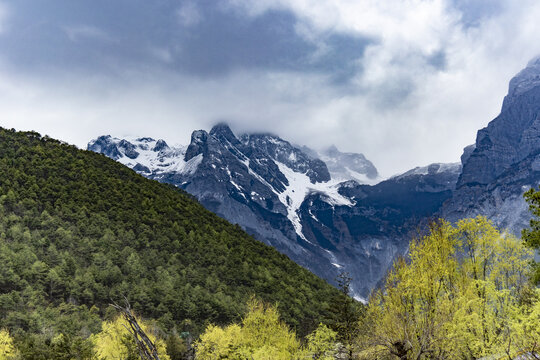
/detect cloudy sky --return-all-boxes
[0,0,539,176]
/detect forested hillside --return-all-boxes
[0,128,339,357]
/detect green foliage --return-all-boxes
[326,272,363,358]
[0,329,18,360]
[195,299,338,360]
[359,216,536,360]
[164,334,189,360]
[523,187,540,284]
[196,298,302,359]
[305,324,337,360]
[91,315,169,360]
[0,128,338,354]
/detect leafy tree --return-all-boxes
[510,288,540,357]
[304,324,337,360]
[359,217,535,360]
[196,299,339,360]
[0,329,18,360]
[523,188,540,284]
[196,298,302,359]
[49,334,96,360]
[164,334,189,360]
[92,315,170,360]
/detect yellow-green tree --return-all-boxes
[358,216,535,360]
[358,221,459,359]
[510,288,540,357]
[196,299,338,359]
[196,299,302,359]
[305,324,337,360]
[448,217,531,358]
[92,315,170,360]
[0,329,18,360]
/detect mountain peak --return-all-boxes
[209,122,233,136]
[326,145,339,155]
[209,122,242,148]
[502,55,540,111]
[319,146,379,183]
[185,130,209,161]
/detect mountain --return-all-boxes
[89,126,459,298]
[298,145,380,184]
[298,161,461,296]
[0,127,340,349]
[88,58,540,299]
[440,57,540,233]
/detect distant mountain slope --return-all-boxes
[0,127,339,341]
[89,126,458,298]
[298,161,461,296]
[318,145,380,184]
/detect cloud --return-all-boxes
[220,0,540,174]
[0,2,8,34]
[63,25,113,43]
[1,0,540,176]
[176,1,202,27]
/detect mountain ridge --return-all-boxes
[89,125,459,298]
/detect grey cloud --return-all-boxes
[452,0,505,27]
[0,0,371,84]
[1,0,539,177]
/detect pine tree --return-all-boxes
[327,272,363,359]
[522,188,540,284]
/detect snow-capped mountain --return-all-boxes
[318,145,380,185]
[89,126,356,243]
[89,124,459,298]
[88,136,199,176]
[298,145,380,185]
[89,57,540,299]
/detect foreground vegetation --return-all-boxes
[1,127,540,359]
[358,217,539,359]
[190,216,540,359]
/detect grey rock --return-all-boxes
[442,57,540,236]
[458,60,540,187]
[87,135,122,160]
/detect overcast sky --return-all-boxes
[0,0,539,176]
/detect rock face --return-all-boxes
[89,125,460,298]
[441,57,540,234]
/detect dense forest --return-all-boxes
[0,128,343,358]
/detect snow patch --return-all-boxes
[391,162,461,179]
[112,137,201,176]
[353,295,368,304]
[275,161,353,242]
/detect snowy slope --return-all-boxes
[88,136,203,177]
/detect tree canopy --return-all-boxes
[358,216,538,360]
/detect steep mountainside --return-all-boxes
[0,128,339,344]
[441,57,540,233]
[90,126,459,298]
[298,162,461,296]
